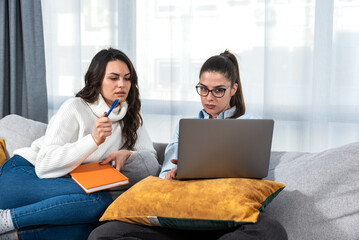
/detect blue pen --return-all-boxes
[105,99,119,117]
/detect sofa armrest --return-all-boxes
[0,114,47,159]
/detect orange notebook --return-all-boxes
[70,162,129,193]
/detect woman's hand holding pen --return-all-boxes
[92,113,112,146]
[101,150,132,171]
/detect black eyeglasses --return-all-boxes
[195,85,231,98]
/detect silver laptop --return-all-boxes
[175,119,274,180]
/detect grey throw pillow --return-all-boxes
[265,142,359,240]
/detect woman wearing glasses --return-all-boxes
[160,49,247,180]
[89,50,287,240]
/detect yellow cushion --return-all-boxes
[0,139,6,166]
[100,176,285,230]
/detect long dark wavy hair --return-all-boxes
[76,48,142,150]
[199,50,245,119]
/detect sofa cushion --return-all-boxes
[265,142,359,240]
[0,114,47,159]
[100,176,285,230]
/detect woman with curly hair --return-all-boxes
[0,48,160,240]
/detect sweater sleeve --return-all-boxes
[34,100,98,178]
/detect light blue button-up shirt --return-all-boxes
[158,107,259,178]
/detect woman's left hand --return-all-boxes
[100,150,132,171]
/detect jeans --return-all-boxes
[0,155,113,240]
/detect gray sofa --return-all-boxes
[1,114,358,240]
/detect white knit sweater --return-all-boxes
[14,95,156,178]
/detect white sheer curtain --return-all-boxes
[41,0,359,152]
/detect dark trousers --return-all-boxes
[88,212,288,240]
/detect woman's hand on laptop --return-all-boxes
[164,159,178,180]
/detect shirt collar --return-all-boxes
[198,107,236,119]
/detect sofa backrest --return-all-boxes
[153,143,166,165]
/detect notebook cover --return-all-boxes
[70,162,129,193]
